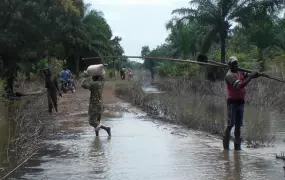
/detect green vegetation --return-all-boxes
[122,0,285,146]
[141,0,285,79]
[0,79,5,100]
[0,0,127,96]
[116,72,278,147]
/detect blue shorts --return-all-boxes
[227,102,244,127]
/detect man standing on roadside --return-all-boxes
[120,66,126,80]
[43,67,61,113]
[223,56,259,151]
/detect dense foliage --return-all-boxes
[0,0,126,95]
[142,0,285,79]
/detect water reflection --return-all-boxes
[93,138,103,149]
[223,152,242,180]
[88,137,111,179]
[142,85,164,94]
[233,152,242,180]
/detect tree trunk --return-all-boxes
[113,59,116,76]
[220,34,226,64]
[258,48,265,72]
[5,71,15,96]
[150,68,154,80]
[75,47,79,75]
[150,60,155,80]
[47,49,51,64]
[115,60,120,74]
[2,55,16,97]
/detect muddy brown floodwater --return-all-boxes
[5,82,285,180]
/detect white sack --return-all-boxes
[86,64,105,76]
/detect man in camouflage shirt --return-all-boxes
[81,74,111,137]
[43,68,61,114]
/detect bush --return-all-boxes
[36,58,64,77]
[0,93,49,177]
[156,62,201,78]
[105,69,114,78]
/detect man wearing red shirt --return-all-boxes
[223,56,259,151]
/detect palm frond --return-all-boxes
[172,8,196,16]
[200,27,220,54]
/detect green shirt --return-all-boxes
[45,75,59,92]
[81,77,104,114]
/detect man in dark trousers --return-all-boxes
[43,67,61,113]
[223,56,259,151]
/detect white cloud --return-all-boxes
[85,0,189,61]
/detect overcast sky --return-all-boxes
[85,0,189,63]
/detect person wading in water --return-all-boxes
[223,56,259,151]
[81,70,111,137]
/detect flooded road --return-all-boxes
[4,84,285,180]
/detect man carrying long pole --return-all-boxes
[223,56,259,151]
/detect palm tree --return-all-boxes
[82,10,113,56]
[172,0,285,63]
[275,17,285,53]
[166,18,207,59]
[111,36,124,75]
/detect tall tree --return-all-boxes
[141,46,155,80]
[171,0,285,63]
[0,0,124,96]
[275,17,285,53]
[166,19,207,59]
[110,36,124,75]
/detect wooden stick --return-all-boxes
[82,55,285,83]
[82,56,224,68]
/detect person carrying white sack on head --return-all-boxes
[81,64,111,137]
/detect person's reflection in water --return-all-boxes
[222,151,232,180]
[89,137,111,155]
[233,152,242,180]
[88,138,111,178]
[91,138,103,152]
[222,151,243,180]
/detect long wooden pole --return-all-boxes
[82,55,285,83]
[82,56,225,68]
